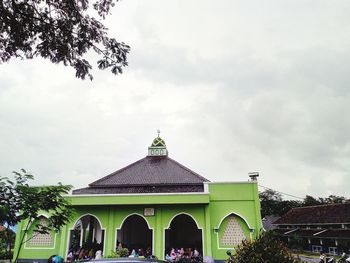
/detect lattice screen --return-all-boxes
[28,217,53,247]
[221,215,246,246]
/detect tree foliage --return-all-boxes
[227,231,296,263]
[0,227,15,260]
[260,189,301,218]
[0,169,73,262]
[0,0,130,80]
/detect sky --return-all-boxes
[0,0,350,200]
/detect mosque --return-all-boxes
[14,134,263,262]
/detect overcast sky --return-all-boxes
[1,0,350,199]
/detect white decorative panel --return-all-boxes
[29,217,53,247]
[221,216,246,246]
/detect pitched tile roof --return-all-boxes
[274,203,350,225]
[73,185,205,194]
[73,156,209,194]
[262,215,280,230]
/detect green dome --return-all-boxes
[151,137,166,147]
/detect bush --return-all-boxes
[227,231,297,263]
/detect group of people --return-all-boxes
[165,247,201,263]
[128,247,153,258]
[66,243,103,262]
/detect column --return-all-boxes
[154,206,163,259]
[204,204,212,257]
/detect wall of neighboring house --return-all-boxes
[274,223,350,255]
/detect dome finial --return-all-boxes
[148,131,168,156]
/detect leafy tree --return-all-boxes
[227,231,297,263]
[303,195,322,206]
[260,189,301,217]
[0,227,15,260]
[0,0,130,80]
[0,169,73,262]
[322,195,347,204]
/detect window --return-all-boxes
[28,217,53,247]
[329,247,338,255]
[220,215,247,247]
[312,245,322,253]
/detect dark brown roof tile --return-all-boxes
[274,203,350,225]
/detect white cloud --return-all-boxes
[0,0,349,199]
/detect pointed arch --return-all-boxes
[215,212,252,249]
[66,213,106,259]
[166,212,202,229]
[164,213,203,258]
[118,213,152,230]
[116,213,153,256]
[24,215,57,249]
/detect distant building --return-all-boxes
[273,203,350,255]
[13,134,263,262]
[262,215,280,231]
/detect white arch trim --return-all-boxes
[165,212,202,229]
[117,213,152,230]
[163,212,204,260]
[216,212,253,230]
[65,213,106,260]
[71,213,105,229]
[215,212,254,250]
[114,213,154,256]
[23,214,57,250]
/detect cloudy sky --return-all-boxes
[1,0,349,199]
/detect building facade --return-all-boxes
[273,203,350,255]
[14,135,263,262]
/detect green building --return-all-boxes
[14,135,263,262]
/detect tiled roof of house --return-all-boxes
[73,156,209,195]
[262,215,280,230]
[273,203,350,225]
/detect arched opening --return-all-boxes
[165,214,202,258]
[218,214,249,248]
[68,215,104,259]
[117,214,152,256]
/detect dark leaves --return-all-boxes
[0,0,129,80]
[228,231,297,263]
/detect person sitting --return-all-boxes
[319,252,326,263]
[95,250,102,259]
[129,249,138,258]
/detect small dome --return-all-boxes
[151,137,166,147]
[148,131,168,156]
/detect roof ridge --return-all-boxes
[291,202,350,210]
[89,157,148,186]
[166,157,210,182]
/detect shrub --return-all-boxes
[227,231,297,263]
[107,248,130,258]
